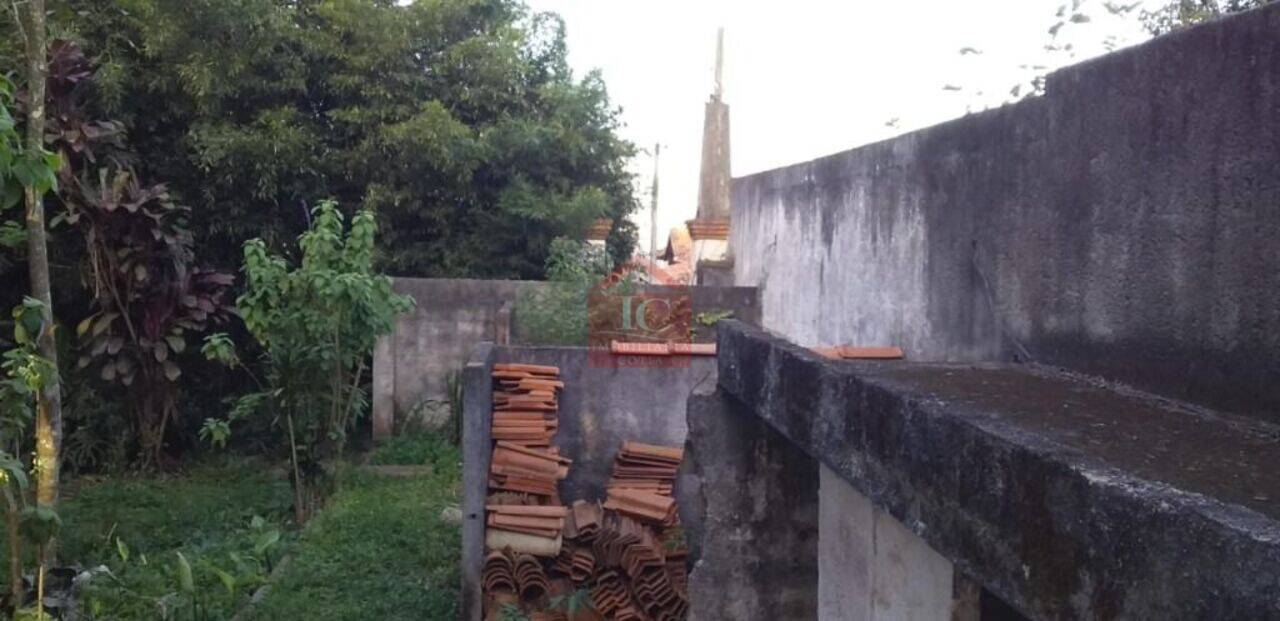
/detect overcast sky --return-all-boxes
[524,0,1157,254]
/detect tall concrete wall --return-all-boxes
[731,4,1280,424]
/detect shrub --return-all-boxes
[202,201,412,522]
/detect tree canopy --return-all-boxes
[13,0,638,278]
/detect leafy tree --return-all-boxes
[28,41,236,467]
[202,201,412,523]
[514,237,614,345]
[8,0,66,571]
[27,0,639,279]
[1141,0,1275,34]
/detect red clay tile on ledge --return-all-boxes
[840,346,904,360]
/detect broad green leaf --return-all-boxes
[175,552,194,593]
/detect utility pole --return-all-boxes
[649,143,660,277]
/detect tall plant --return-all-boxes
[69,169,233,466]
[13,0,65,570]
[32,41,233,467]
[203,201,412,522]
[0,70,62,614]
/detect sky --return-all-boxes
[524,0,1158,254]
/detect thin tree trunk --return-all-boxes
[284,412,306,524]
[21,0,63,564]
[4,490,22,611]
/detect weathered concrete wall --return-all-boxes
[460,345,717,620]
[731,4,1280,423]
[374,278,539,439]
[682,387,819,621]
[374,279,759,440]
[819,465,957,621]
[715,319,1280,619]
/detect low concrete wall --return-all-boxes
[374,278,759,440]
[374,278,539,439]
[731,4,1280,424]
[460,344,718,620]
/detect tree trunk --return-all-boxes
[21,0,63,564]
[4,491,22,611]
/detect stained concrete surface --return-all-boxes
[731,3,1280,424]
[683,387,818,621]
[715,320,1280,619]
[820,465,956,621]
[374,279,759,440]
[374,278,539,439]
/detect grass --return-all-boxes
[28,457,296,620]
[0,435,463,619]
[249,443,462,620]
[366,430,459,467]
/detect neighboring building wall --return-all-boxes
[731,4,1280,424]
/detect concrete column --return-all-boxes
[819,465,957,621]
[370,332,395,442]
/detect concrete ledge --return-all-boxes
[715,320,1280,619]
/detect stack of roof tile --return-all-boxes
[515,553,551,601]
[482,551,517,595]
[491,363,564,448]
[486,364,571,560]
[603,441,682,526]
[582,511,688,620]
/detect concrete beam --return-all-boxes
[715,320,1280,619]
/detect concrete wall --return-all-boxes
[683,387,819,621]
[373,278,539,439]
[376,278,759,439]
[731,4,1280,424]
[819,465,957,621]
[460,345,718,620]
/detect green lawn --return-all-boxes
[249,442,462,620]
[0,434,462,620]
[46,458,295,620]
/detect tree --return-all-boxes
[202,201,412,523]
[30,0,639,279]
[14,0,64,566]
[1141,0,1275,34]
[33,41,236,467]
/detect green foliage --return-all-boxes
[203,201,412,518]
[0,75,59,211]
[25,40,237,467]
[498,603,530,621]
[1141,0,1274,33]
[248,468,462,620]
[695,309,735,327]
[367,431,460,473]
[550,588,593,615]
[514,237,624,345]
[33,460,296,620]
[37,0,640,278]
